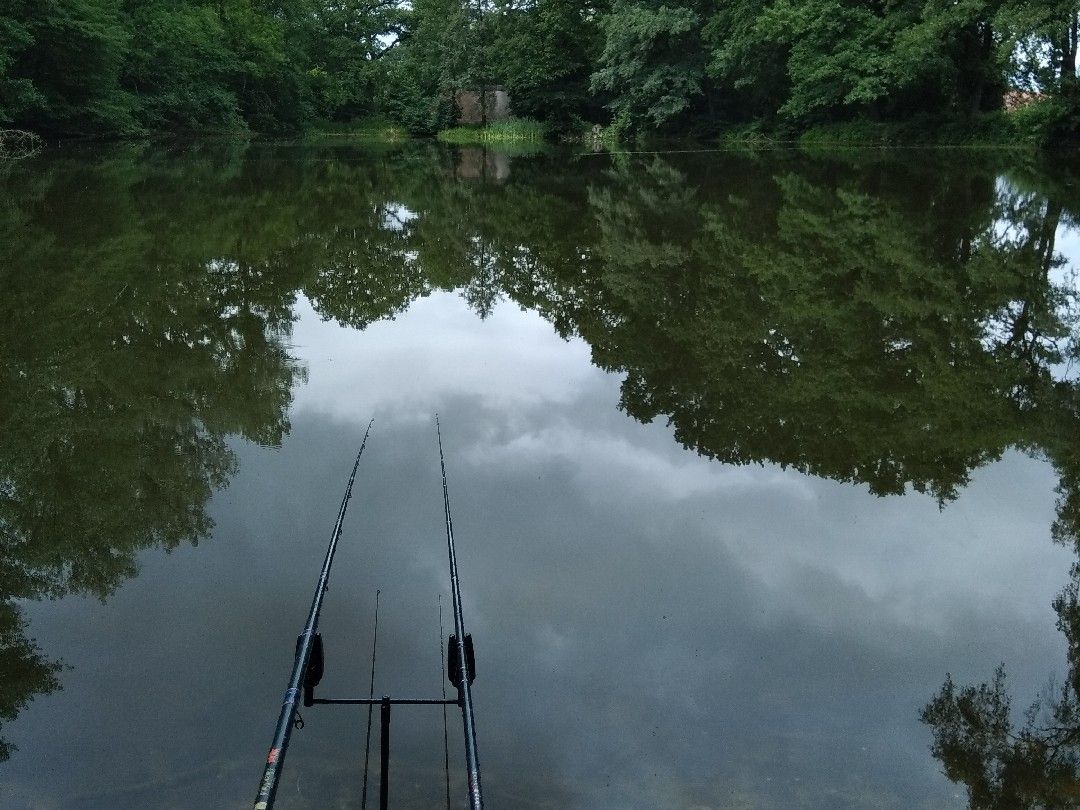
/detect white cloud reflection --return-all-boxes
[290,292,601,421]
[288,287,1070,647]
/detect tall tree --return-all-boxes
[590,0,705,134]
[122,1,244,130]
[483,0,606,128]
[3,0,134,134]
[380,0,470,133]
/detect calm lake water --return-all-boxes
[2,141,1079,808]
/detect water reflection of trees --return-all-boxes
[466,152,1080,806]
[0,146,306,760]
[577,155,1080,808]
[378,149,1080,807]
[4,143,1080,794]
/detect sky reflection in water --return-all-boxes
[1,142,1079,808]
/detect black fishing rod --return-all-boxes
[253,418,374,810]
[436,415,484,810]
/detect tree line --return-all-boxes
[3,0,1080,140]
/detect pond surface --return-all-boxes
[1,141,1080,808]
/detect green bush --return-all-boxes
[717,123,786,147]
[1007,99,1072,146]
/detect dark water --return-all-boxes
[1,141,1079,808]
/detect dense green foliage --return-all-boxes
[4,0,1080,139]
[0,1,399,135]
[591,1,704,132]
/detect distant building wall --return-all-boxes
[456,89,511,124]
[454,147,511,182]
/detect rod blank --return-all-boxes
[436,415,484,810]
[253,419,374,810]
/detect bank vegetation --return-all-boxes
[3,1,1080,146]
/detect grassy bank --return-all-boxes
[717,103,1074,149]
[437,118,548,144]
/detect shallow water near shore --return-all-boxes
[1,140,1079,808]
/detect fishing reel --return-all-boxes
[295,632,325,707]
[448,633,476,689]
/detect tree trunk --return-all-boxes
[1063,13,1079,91]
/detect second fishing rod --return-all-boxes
[437,415,484,810]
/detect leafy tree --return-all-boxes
[307,0,403,121]
[3,0,134,134]
[753,0,906,121]
[380,0,470,133]
[703,0,789,125]
[891,0,1006,115]
[122,2,244,130]
[483,0,606,128]
[714,0,1006,124]
[997,0,1080,94]
[213,0,311,131]
[590,0,705,134]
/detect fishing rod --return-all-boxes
[436,415,484,810]
[253,418,374,810]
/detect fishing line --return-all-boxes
[439,595,451,810]
[360,589,381,810]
